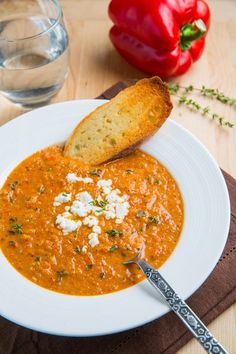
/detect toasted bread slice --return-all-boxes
[64,77,172,165]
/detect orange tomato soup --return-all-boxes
[0,146,183,295]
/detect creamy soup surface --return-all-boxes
[0,146,184,295]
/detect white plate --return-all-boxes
[0,100,230,336]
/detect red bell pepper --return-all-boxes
[108,0,210,78]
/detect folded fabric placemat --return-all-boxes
[0,82,235,354]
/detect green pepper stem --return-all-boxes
[180,19,207,51]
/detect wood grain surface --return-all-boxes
[0,0,235,353]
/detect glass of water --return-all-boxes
[0,0,69,108]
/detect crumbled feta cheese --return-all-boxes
[116,202,130,219]
[56,214,81,235]
[54,177,130,236]
[88,233,99,247]
[76,191,93,204]
[53,192,71,206]
[62,211,72,218]
[82,245,88,253]
[115,218,123,224]
[71,200,91,217]
[97,179,112,188]
[66,173,93,184]
[83,216,98,227]
[122,194,129,201]
[66,173,78,183]
[104,210,116,220]
[106,190,123,204]
[93,225,101,234]
[83,177,93,184]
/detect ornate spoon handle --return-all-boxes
[137,260,228,354]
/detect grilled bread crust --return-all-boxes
[64,77,173,165]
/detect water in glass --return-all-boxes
[0,2,69,108]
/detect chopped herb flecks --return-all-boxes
[74,246,81,254]
[86,264,93,270]
[149,216,160,224]
[90,199,108,210]
[57,270,67,281]
[35,256,42,262]
[106,229,123,237]
[154,179,160,185]
[126,169,134,174]
[136,210,146,218]
[90,169,102,177]
[9,240,16,247]
[38,185,45,193]
[109,245,118,253]
[9,217,23,234]
[10,181,18,190]
[99,272,105,279]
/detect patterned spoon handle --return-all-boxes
[137,260,228,354]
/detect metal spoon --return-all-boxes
[123,251,228,354]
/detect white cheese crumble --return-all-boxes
[54,176,130,245]
[82,245,88,253]
[66,173,93,184]
[104,210,116,220]
[71,201,90,217]
[88,233,99,247]
[66,173,78,183]
[83,216,98,227]
[56,213,81,235]
[53,192,71,206]
[115,218,123,224]
[116,202,130,219]
[93,225,101,234]
[97,179,112,188]
[76,191,93,204]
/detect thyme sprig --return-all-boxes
[168,83,235,128]
[177,95,234,127]
[169,83,236,106]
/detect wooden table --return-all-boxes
[0,0,235,352]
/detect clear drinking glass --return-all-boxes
[0,0,69,108]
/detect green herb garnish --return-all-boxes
[136,210,146,218]
[106,229,123,237]
[10,181,18,190]
[57,270,67,281]
[148,216,160,224]
[9,240,16,247]
[35,256,42,262]
[62,192,69,197]
[9,217,23,234]
[126,169,134,174]
[154,179,160,185]
[74,246,81,254]
[38,185,45,193]
[86,264,93,270]
[99,272,105,279]
[90,169,102,177]
[90,199,108,210]
[109,245,118,253]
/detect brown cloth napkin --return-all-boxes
[0,82,235,354]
